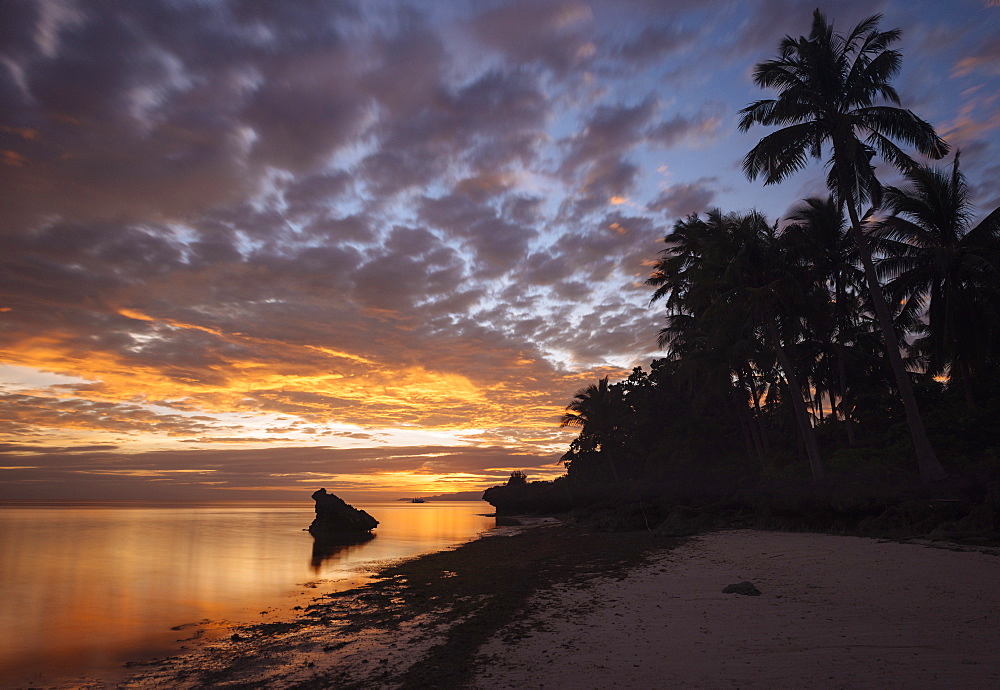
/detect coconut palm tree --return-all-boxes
[560,377,629,482]
[782,196,866,443]
[875,153,1000,409]
[721,211,826,482]
[649,210,826,482]
[739,9,949,482]
[656,308,773,469]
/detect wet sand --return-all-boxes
[107,527,1000,689]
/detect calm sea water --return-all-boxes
[0,500,495,686]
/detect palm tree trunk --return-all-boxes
[957,359,978,411]
[833,278,856,445]
[603,449,621,484]
[766,321,825,483]
[828,388,845,447]
[746,372,772,458]
[835,342,857,445]
[844,202,947,483]
[737,371,768,470]
[730,390,758,467]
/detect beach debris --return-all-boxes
[723,581,761,596]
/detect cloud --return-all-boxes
[648,177,721,218]
[612,23,696,63]
[0,392,228,437]
[360,67,549,198]
[727,0,891,58]
[469,1,596,76]
[561,99,659,174]
[0,0,995,498]
[555,100,725,220]
[0,444,565,500]
[0,1,373,234]
[0,443,119,454]
[647,105,725,148]
[952,36,1000,77]
[940,90,1000,149]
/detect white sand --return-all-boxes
[474,531,1000,689]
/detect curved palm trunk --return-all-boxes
[765,321,825,483]
[844,202,947,483]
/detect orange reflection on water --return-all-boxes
[0,501,494,686]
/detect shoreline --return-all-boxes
[114,522,672,688]
[73,524,1000,688]
[0,500,495,689]
[474,530,1000,688]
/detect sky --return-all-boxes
[1,0,998,502]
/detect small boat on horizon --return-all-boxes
[410,498,426,503]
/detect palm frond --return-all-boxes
[843,14,886,52]
[846,49,902,106]
[965,205,1000,247]
[743,122,819,184]
[856,106,949,160]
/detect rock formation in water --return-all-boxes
[308,488,378,541]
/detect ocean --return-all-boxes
[0,499,495,686]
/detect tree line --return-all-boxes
[559,10,1000,490]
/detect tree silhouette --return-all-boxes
[560,377,630,483]
[649,210,827,482]
[739,9,949,483]
[875,153,1000,409]
[782,196,866,444]
[506,470,529,486]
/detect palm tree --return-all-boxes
[649,210,826,482]
[875,153,1000,409]
[648,213,773,466]
[656,308,771,470]
[722,211,826,482]
[739,9,949,483]
[783,196,866,443]
[560,377,628,482]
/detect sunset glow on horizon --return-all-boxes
[1,0,997,501]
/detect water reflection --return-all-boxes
[309,533,376,572]
[0,500,494,687]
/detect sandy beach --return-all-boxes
[113,526,1000,689]
[474,531,1000,689]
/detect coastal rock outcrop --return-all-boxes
[308,488,378,541]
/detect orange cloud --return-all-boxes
[0,314,588,456]
[2,150,29,167]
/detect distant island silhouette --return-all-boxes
[396,491,485,502]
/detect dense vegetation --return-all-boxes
[486,11,1000,533]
